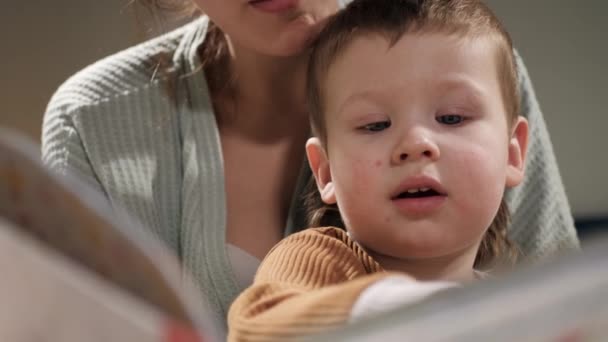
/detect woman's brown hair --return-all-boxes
[131,0,232,105]
[305,0,521,270]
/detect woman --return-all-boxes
[41,0,579,329]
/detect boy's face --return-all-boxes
[307,33,528,268]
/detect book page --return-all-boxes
[314,236,608,341]
[0,128,218,340]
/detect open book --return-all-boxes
[0,129,220,341]
[315,235,608,341]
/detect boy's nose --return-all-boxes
[391,133,440,165]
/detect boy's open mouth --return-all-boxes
[391,175,447,202]
[393,188,441,199]
[394,188,441,199]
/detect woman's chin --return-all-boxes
[268,14,322,56]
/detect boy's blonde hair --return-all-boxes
[305,0,521,270]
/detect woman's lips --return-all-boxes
[249,0,299,13]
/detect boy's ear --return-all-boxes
[306,137,337,204]
[505,116,529,188]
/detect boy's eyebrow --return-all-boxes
[335,76,488,116]
[434,76,488,101]
[335,87,399,118]
[336,90,382,115]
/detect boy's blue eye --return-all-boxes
[436,114,464,125]
[361,121,391,132]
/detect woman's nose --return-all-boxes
[391,131,440,165]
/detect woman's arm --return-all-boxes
[506,51,580,259]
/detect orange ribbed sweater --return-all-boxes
[227,227,397,341]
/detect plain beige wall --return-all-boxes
[1,0,606,218]
[484,1,608,218]
[1,0,135,138]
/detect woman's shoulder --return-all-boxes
[45,17,209,116]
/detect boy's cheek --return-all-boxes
[346,160,381,195]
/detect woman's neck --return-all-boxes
[211,36,310,143]
[232,40,309,111]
